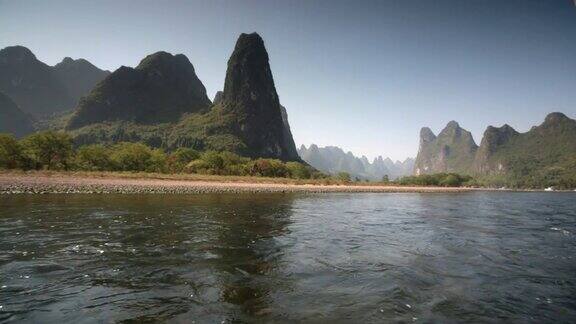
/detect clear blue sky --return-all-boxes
[1,0,575,160]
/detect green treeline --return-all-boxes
[0,132,322,179]
[395,173,474,187]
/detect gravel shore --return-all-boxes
[0,172,477,194]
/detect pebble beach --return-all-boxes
[0,171,476,194]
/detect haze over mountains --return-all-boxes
[299,145,414,180]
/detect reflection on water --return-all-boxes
[0,192,575,322]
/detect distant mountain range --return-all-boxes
[414,112,576,187]
[298,144,414,180]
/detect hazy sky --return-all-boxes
[1,0,575,160]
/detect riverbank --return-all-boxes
[0,171,483,194]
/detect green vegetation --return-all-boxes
[475,156,576,189]
[335,172,352,183]
[0,134,22,169]
[20,131,74,170]
[0,131,322,180]
[396,173,474,187]
[473,114,576,189]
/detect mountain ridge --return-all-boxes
[299,144,414,180]
[60,33,301,161]
[414,112,576,188]
[0,45,109,118]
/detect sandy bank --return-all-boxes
[0,171,483,194]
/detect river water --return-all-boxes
[0,192,575,323]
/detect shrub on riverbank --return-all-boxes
[0,131,324,180]
[0,134,22,169]
[395,173,474,187]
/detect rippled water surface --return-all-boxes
[1,192,575,323]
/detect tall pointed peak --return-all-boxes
[439,120,474,141]
[233,33,266,55]
[446,120,460,128]
[440,120,463,135]
[222,32,275,106]
[218,32,299,161]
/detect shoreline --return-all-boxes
[0,171,479,194]
[0,171,569,194]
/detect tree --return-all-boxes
[75,144,112,171]
[166,148,200,173]
[246,159,288,177]
[0,134,22,169]
[286,162,311,179]
[439,174,461,187]
[146,149,168,173]
[336,172,351,183]
[200,151,225,174]
[20,131,73,170]
[109,142,153,171]
[381,175,389,183]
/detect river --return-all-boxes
[1,192,575,322]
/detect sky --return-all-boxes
[1,0,575,160]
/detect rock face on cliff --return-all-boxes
[216,33,299,161]
[279,105,299,160]
[61,33,301,161]
[212,91,224,106]
[414,121,478,175]
[52,57,110,106]
[298,144,414,180]
[0,46,73,117]
[473,124,519,174]
[0,91,34,137]
[67,52,211,129]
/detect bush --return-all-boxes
[146,149,168,173]
[0,134,22,169]
[286,162,311,179]
[166,148,200,173]
[185,159,211,174]
[184,151,250,175]
[110,142,156,172]
[220,151,250,175]
[396,173,473,187]
[2,135,325,180]
[335,172,351,182]
[75,144,112,171]
[20,131,73,170]
[199,151,225,174]
[245,159,289,177]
